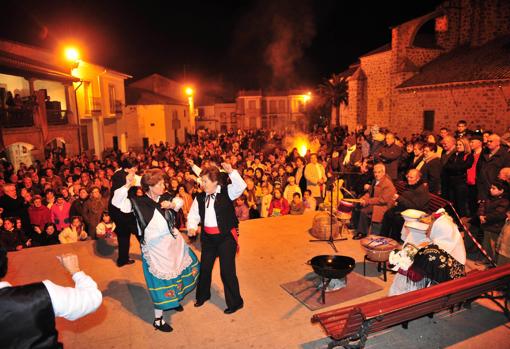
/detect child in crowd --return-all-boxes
[479,180,509,259]
[235,195,250,221]
[303,189,317,212]
[289,192,305,215]
[96,211,117,240]
[43,222,60,246]
[268,188,289,217]
[283,176,302,203]
[59,216,88,244]
[0,217,31,251]
[260,185,272,218]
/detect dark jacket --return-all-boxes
[477,147,510,200]
[0,228,29,251]
[396,180,430,212]
[339,147,363,172]
[0,194,31,232]
[443,152,474,185]
[375,143,402,180]
[478,195,509,233]
[421,157,442,195]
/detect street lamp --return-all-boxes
[185,86,196,133]
[64,46,83,154]
[65,47,80,62]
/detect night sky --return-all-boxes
[1,0,443,99]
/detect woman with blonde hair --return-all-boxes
[442,138,474,217]
[112,168,199,333]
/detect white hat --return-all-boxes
[404,221,429,232]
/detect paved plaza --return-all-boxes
[6,212,510,348]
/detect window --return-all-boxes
[278,100,286,113]
[423,110,435,131]
[377,98,384,112]
[108,85,116,114]
[298,100,304,113]
[269,100,277,113]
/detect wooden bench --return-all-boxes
[311,263,510,349]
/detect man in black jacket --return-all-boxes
[380,169,430,241]
[108,158,139,267]
[477,134,510,201]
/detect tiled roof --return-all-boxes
[398,36,510,88]
[337,64,360,78]
[360,43,391,58]
[0,51,78,82]
[125,87,187,106]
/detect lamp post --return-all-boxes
[185,87,195,133]
[64,46,83,156]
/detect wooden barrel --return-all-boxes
[310,212,340,240]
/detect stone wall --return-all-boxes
[392,82,510,137]
[359,52,392,128]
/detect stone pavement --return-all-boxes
[5,212,510,348]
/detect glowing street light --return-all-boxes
[64,47,80,62]
[185,87,194,96]
[303,91,312,102]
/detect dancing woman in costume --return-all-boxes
[112,168,199,332]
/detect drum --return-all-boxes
[310,212,340,240]
[360,235,399,262]
[337,200,355,220]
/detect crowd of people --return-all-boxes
[0,122,510,268]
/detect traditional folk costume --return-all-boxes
[187,169,246,312]
[389,210,466,296]
[112,188,199,310]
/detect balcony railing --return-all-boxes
[0,107,35,128]
[47,109,69,125]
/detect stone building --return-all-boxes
[339,0,510,137]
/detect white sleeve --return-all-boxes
[227,170,247,200]
[191,164,202,177]
[111,186,132,213]
[186,197,200,230]
[172,196,184,212]
[43,271,102,321]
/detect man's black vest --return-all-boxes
[197,186,238,237]
[108,170,137,230]
[0,282,61,349]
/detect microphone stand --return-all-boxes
[309,171,347,252]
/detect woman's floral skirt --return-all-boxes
[142,248,200,310]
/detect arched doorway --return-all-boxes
[45,137,66,159]
[6,142,34,170]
